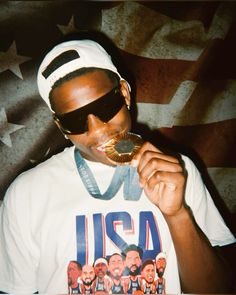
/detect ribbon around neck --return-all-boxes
[74,148,142,201]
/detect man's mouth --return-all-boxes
[96,143,106,152]
[111,269,122,279]
[114,268,120,273]
[95,134,121,152]
[83,278,92,285]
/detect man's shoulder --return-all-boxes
[12,146,75,185]
[1,146,75,211]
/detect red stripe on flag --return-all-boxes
[159,119,236,167]
[120,51,194,104]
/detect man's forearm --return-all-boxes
[165,206,233,293]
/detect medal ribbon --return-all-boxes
[74,148,142,201]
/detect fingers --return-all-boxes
[143,170,186,215]
[140,158,183,187]
[131,141,186,215]
[131,142,183,188]
[144,171,184,193]
[131,142,179,168]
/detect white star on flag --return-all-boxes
[57,15,78,35]
[0,108,25,147]
[0,41,31,79]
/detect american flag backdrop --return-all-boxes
[0,1,236,235]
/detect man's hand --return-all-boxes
[131,142,186,216]
[132,142,234,293]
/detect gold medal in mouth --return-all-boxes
[104,132,143,165]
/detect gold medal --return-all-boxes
[104,132,143,165]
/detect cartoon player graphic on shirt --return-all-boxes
[155,252,166,294]
[122,244,143,294]
[67,260,82,294]
[140,259,157,294]
[92,257,111,293]
[77,264,96,294]
[108,253,126,294]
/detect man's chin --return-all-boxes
[129,267,139,276]
[85,150,114,166]
[83,281,92,286]
[113,274,122,280]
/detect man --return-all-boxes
[122,244,143,294]
[80,264,96,294]
[108,253,126,294]
[140,259,156,294]
[67,260,83,294]
[155,253,166,294]
[92,257,111,293]
[0,38,235,294]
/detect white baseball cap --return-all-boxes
[155,252,167,261]
[94,257,108,267]
[37,39,126,111]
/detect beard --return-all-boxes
[82,278,93,286]
[128,265,140,276]
[156,268,164,278]
[110,269,122,280]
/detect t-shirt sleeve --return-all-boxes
[182,155,236,247]
[0,179,38,294]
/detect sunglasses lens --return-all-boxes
[55,113,87,135]
[55,86,125,135]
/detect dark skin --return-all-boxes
[51,70,131,166]
[51,69,233,293]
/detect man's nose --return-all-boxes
[87,114,107,133]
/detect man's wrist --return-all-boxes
[163,205,192,228]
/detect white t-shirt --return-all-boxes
[0,146,235,294]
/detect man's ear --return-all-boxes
[120,80,131,109]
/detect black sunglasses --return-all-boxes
[53,86,126,135]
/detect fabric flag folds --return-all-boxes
[0,2,235,234]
